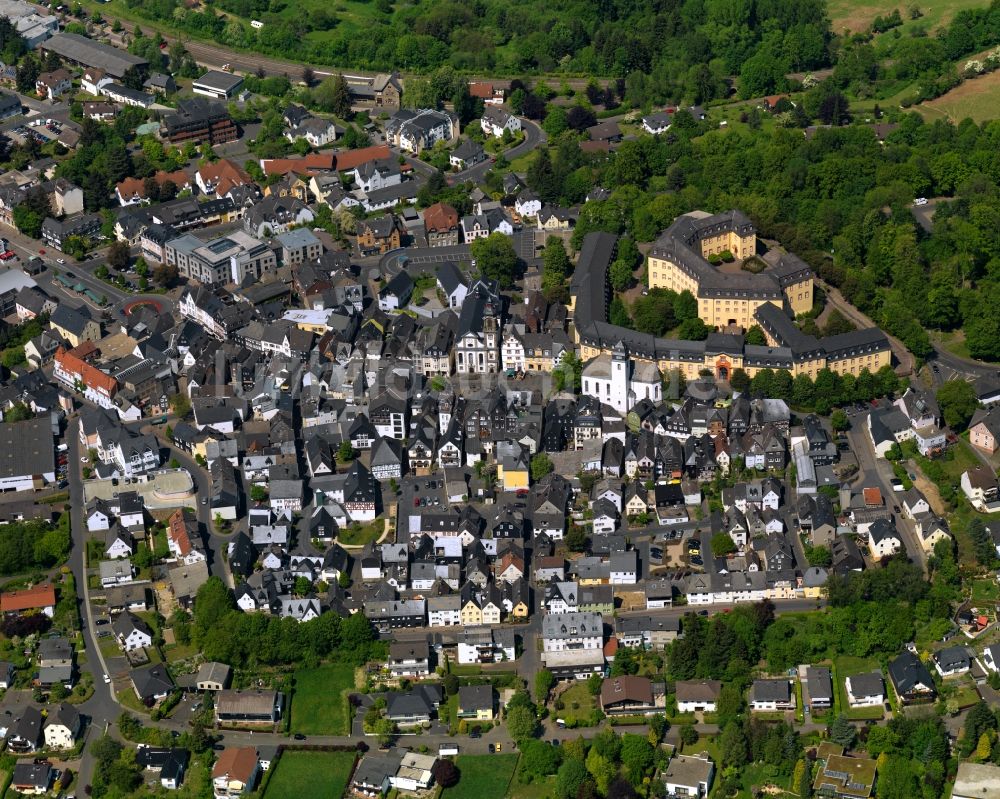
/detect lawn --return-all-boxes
[263,751,357,799]
[833,656,885,721]
[443,754,519,799]
[554,682,599,727]
[338,518,386,547]
[952,682,982,710]
[290,662,357,735]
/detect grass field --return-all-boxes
[921,70,1000,123]
[833,655,886,721]
[264,751,357,799]
[290,662,356,735]
[443,754,519,799]
[826,0,988,35]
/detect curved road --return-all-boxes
[452,119,547,184]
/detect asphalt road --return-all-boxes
[845,411,928,572]
[66,415,122,789]
[452,119,547,184]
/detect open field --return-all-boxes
[827,0,989,34]
[920,69,1000,123]
[833,655,886,721]
[290,662,356,735]
[264,751,357,799]
[443,754,519,799]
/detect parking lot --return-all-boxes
[8,117,64,146]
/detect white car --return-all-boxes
[914,197,928,206]
[103,674,111,684]
[56,258,65,264]
[80,456,88,463]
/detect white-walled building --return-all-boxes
[581,344,662,415]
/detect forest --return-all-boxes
[120,0,833,88]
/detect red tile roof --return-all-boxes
[862,487,882,506]
[198,158,253,196]
[469,82,495,99]
[332,144,391,172]
[167,508,193,556]
[116,169,189,201]
[212,747,258,783]
[259,152,335,177]
[423,202,458,233]
[0,584,56,612]
[55,347,117,397]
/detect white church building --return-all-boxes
[581,343,662,415]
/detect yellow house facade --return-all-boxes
[460,600,483,626]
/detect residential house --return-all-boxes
[749,679,795,711]
[42,703,81,750]
[661,753,715,799]
[933,646,970,677]
[599,675,665,716]
[457,684,494,721]
[887,651,936,704]
[212,747,260,799]
[387,640,432,678]
[844,671,884,708]
[675,680,721,713]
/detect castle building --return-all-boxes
[646,210,813,328]
[571,222,890,382]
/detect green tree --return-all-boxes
[794,759,812,799]
[556,758,588,799]
[565,525,588,552]
[936,379,978,430]
[542,235,571,301]
[711,532,737,558]
[471,232,518,289]
[169,392,191,419]
[315,74,353,117]
[745,325,767,346]
[543,106,568,136]
[828,714,856,748]
[610,257,634,291]
[531,452,554,482]
[507,703,539,741]
[521,739,561,778]
[535,669,555,701]
[679,724,699,746]
[585,747,617,795]
[338,441,356,462]
[719,721,749,768]
[831,409,850,431]
[620,734,655,780]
